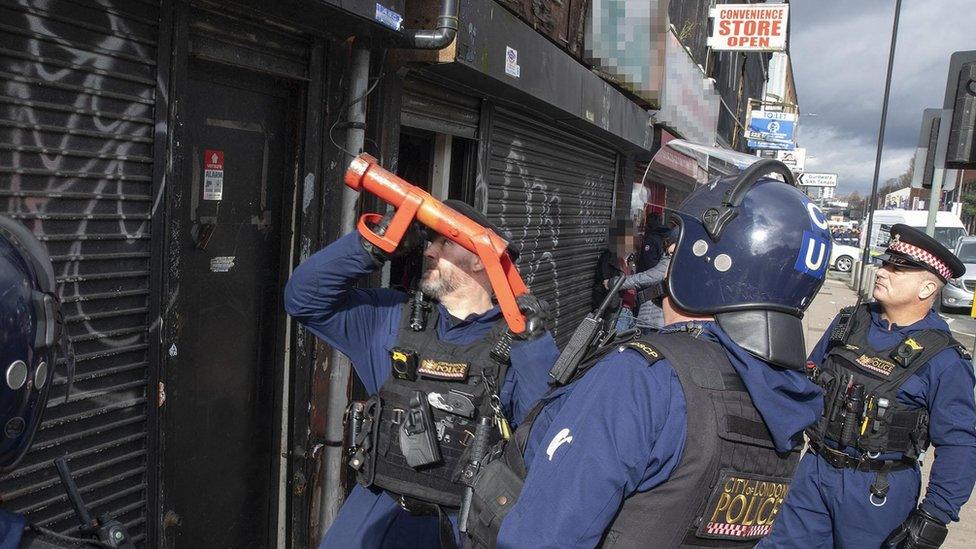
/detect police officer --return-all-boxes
[283,199,558,548]
[0,216,63,546]
[463,145,831,548]
[763,225,976,549]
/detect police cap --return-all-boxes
[879,224,965,282]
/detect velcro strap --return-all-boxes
[726,416,771,440]
[691,367,747,392]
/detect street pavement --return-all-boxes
[805,272,976,548]
[938,307,976,355]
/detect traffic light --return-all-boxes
[946,61,976,169]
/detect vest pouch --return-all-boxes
[857,396,890,454]
[909,412,930,458]
[805,367,837,445]
[466,457,523,549]
[893,409,930,459]
[399,391,442,468]
[355,396,383,488]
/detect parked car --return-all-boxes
[830,242,861,273]
[942,236,976,311]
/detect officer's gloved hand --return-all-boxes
[514,294,550,341]
[361,209,426,267]
[883,508,948,549]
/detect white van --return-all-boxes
[863,210,968,255]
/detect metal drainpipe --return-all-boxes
[401,0,459,50]
[316,0,460,535]
[319,44,370,536]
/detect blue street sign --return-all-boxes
[747,139,796,150]
[745,111,797,144]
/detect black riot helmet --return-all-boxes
[0,216,62,473]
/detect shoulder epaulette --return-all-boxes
[622,339,665,366]
[952,341,972,361]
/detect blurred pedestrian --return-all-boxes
[610,227,678,331]
[636,212,667,272]
[592,220,637,331]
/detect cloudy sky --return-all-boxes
[791,0,975,196]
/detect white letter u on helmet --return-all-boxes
[804,238,826,271]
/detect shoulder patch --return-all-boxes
[622,340,664,365]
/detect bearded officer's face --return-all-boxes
[420,236,481,299]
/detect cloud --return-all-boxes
[790,0,976,195]
[800,126,915,194]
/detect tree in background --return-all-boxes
[845,191,866,220]
[875,153,917,208]
[960,172,976,233]
[897,153,916,188]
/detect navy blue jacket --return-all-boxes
[810,304,976,524]
[0,510,24,549]
[284,233,558,547]
[498,322,823,548]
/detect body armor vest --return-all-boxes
[806,304,966,461]
[466,329,799,548]
[352,295,509,508]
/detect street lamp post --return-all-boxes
[859,0,903,294]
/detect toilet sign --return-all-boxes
[204,149,224,200]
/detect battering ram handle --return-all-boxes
[344,154,529,334]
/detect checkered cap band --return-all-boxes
[888,240,953,280]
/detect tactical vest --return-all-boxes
[806,304,967,462]
[351,295,510,509]
[466,328,800,548]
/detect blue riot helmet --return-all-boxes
[0,215,61,474]
[644,140,832,370]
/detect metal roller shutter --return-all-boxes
[487,106,618,345]
[0,0,160,542]
[189,0,310,80]
[400,73,480,139]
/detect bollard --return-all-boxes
[860,265,878,302]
